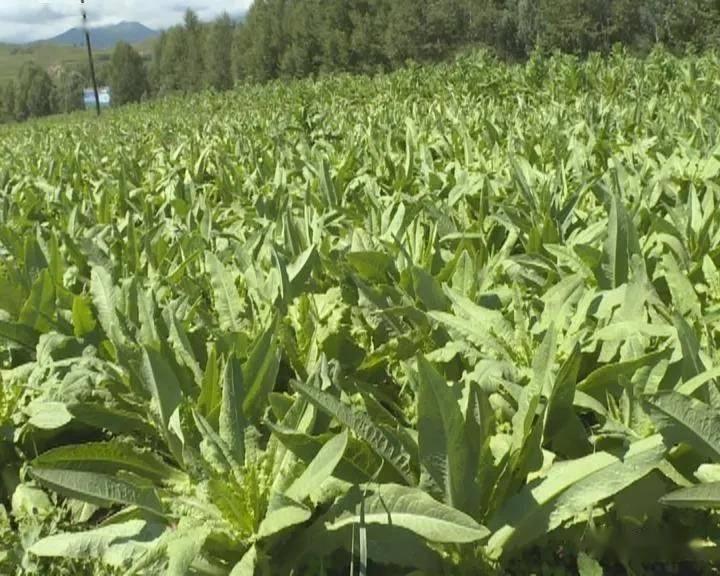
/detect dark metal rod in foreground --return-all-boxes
[82,0,101,116]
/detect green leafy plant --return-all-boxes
[2,49,720,575]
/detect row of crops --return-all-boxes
[1,49,720,575]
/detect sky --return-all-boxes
[0,1,252,43]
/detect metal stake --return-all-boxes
[82,0,101,116]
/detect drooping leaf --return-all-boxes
[292,379,416,485]
[25,401,73,430]
[33,442,186,485]
[324,483,489,544]
[661,483,720,509]
[28,520,147,559]
[257,493,312,539]
[487,435,665,558]
[31,468,164,514]
[643,392,720,461]
[0,318,39,349]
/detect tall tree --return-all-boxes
[54,68,85,114]
[280,0,321,76]
[205,12,235,90]
[236,0,287,82]
[184,9,206,91]
[156,27,189,93]
[14,62,55,120]
[383,0,424,65]
[109,42,149,106]
[348,0,389,72]
[0,81,15,123]
[423,0,466,58]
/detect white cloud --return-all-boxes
[0,1,252,43]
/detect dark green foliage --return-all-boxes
[3,0,720,126]
[155,27,189,93]
[183,9,206,92]
[204,13,235,90]
[54,68,85,114]
[12,62,55,121]
[109,42,148,105]
[0,81,15,123]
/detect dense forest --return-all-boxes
[2,0,720,124]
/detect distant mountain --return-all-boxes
[43,21,158,50]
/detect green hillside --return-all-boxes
[0,38,155,85]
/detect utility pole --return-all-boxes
[81,0,101,116]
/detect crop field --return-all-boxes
[1,50,720,575]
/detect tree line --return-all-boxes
[2,0,720,124]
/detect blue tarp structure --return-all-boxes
[83,87,111,109]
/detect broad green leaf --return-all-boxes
[139,347,184,462]
[242,320,280,422]
[513,327,556,452]
[33,442,185,485]
[68,403,155,436]
[198,343,222,422]
[19,269,55,331]
[72,295,96,338]
[430,290,515,359]
[416,356,468,510]
[230,545,257,576]
[643,392,720,461]
[674,314,706,381]
[664,254,701,319]
[271,247,290,309]
[25,401,73,430]
[31,468,163,514]
[677,365,720,396]
[544,346,581,438]
[267,424,383,484]
[257,493,312,539]
[578,349,670,396]
[90,265,126,347]
[600,194,636,289]
[347,251,395,282]
[325,483,489,544]
[288,245,317,299]
[487,435,665,558]
[165,310,203,385]
[287,430,348,502]
[0,318,39,349]
[578,552,604,576]
[28,520,147,559]
[292,379,416,484]
[661,483,720,509]
[205,252,244,332]
[194,410,242,475]
[167,525,210,576]
[220,355,246,465]
[411,267,448,311]
[451,250,476,298]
